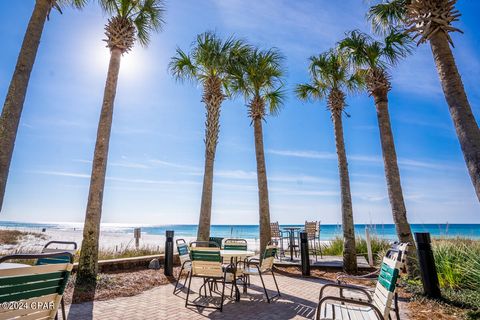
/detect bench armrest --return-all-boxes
[319,283,372,302]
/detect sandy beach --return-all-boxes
[0,226,263,254]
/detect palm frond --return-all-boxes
[168,48,196,82]
[367,0,408,35]
[264,87,286,116]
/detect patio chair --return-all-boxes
[173,239,191,294]
[36,241,77,265]
[223,239,248,251]
[305,221,322,261]
[270,222,286,258]
[315,243,409,320]
[185,246,237,312]
[209,237,224,248]
[239,244,281,303]
[0,252,73,320]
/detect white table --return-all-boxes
[0,262,30,270]
[220,250,255,261]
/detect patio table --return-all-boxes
[282,227,301,261]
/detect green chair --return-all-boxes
[36,241,77,266]
[209,237,224,248]
[0,252,73,320]
[223,239,248,251]
[185,246,237,312]
[239,245,280,303]
[173,239,191,294]
[315,243,409,320]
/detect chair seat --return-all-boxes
[319,302,379,320]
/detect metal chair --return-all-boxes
[209,237,224,248]
[239,245,281,303]
[305,221,322,261]
[173,239,191,294]
[270,222,287,259]
[0,252,74,320]
[315,243,409,320]
[185,247,237,312]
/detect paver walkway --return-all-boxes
[66,274,410,319]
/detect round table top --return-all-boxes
[0,262,30,270]
[220,250,255,257]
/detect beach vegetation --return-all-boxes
[338,29,418,276]
[0,0,87,213]
[368,0,480,202]
[295,49,363,274]
[77,0,166,285]
[169,32,249,242]
[228,47,286,256]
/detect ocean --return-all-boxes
[1,221,479,240]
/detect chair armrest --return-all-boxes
[43,241,78,250]
[319,283,372,302]
[316,295,385,320]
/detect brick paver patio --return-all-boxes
[66,274,410,319]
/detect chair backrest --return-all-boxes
[209,237,224,248]
[223,239,247,251]
[260,245,277,271]
[189,247,223,277]
[189,241,220,248]
[0,253,73,320]
[372,243,408,319]
[270,222,282,238]
[37,241,77,265]
[176,239,190,265]
[305,221,319,240]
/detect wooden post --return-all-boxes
[134,228,141,249]
[365,227,374,267]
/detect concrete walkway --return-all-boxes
[66,274,409,319]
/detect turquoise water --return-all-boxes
[1,221,479,240]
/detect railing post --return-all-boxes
[165,230,174,276]
[300,232,310,276]
[415,232,441,298]
[134,227,141,249]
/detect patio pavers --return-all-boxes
[66,274,410,319]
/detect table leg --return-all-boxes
[289,231,294,261]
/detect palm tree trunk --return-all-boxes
[197,77,223,241]
[77,47,122,284]
[429,31,480,202]
[373,92,418,277]
[331,111,357,274]
[0,0,50,212]
[253,115,271,256]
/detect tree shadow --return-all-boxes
[67,276,98,320]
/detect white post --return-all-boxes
[365,227,374,267]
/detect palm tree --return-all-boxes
[0,0,86,213]
[169,32,248,242]
[296,49,362,274]
[338,30,418,276]
[76,0,165,285]
[229,48,285,256]
[368,0,480,202]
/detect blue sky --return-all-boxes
[0,0,479,225]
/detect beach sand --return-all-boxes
[0,227,262,253]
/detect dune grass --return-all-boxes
[321,235,391,264]
[0,229,47,245]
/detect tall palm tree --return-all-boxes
[369,0,480,202]
[0,0,87,213]
[229,48,285,256]
[76,0,165,285]
[296,49,362,274]
[169,32,248,241]
[338,30,418,276]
